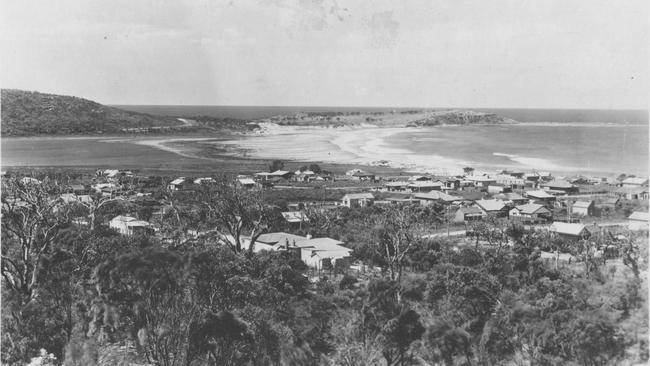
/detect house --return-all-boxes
[599,197,621,209]
[384,181,410,192]
[615,187,649,200]
[549,222,590,240]
[253,233,353,270]
[464,175,496,187]
[293,170,315,182]
[69,184,87,195]
[493,192,528,206]
[487,184,510,194]
[109,215,153,236]
[341,193,375,208]
[281,211,309,225]
[493,174,526,188]
[453,206,486,223]
[351,171,376,181]
[414,191,461,206]
[474,199,508,217]
[20,177,41,185]
[238,178,257,189]
[541,180,578,194]
[407,180,443,193]
[167,177,189,191]
[438,177,461,191]
[627,211,649,231]
[193,177,215,185]
[509,203,552,223]
[254,232,307,251]
[292,237,353,270]
[524,190,556,205]
[571,200,595,216]
[269,170,293,180]
[346,169,365,176]
[620,177,649,188]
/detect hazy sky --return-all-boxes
[1,0,648,108]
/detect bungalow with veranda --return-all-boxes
[341,193,375,208]
[509,203,552,223]
[571,200,595,216]
[414,191,461,206]
[524,190,556,206]
[620,177,649,188]
[474,199,508,218]
[549,222,590,241]
[453,206,486,223]
[407,180,443,193]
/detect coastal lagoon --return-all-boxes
[2,121,647,177]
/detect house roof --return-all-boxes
[628,211,649,221]
[385,181,410,187]
[542,179,575,189]
[622,177,649,185]
[238,178,256,185]
[256,232,306,245]
[615,187,648,195]
[170,177,186,185]
[110,215,138,223]
[295,237,351,252]
[457,206,484,215]
[549,222,587,236]
[572,200,594,208]
[281,211,309,223]
[270,170,291,176]
[414,191,460,202]
[342,193,375,200]
[514,203,550,215]
[525,190,554,199]
[408,181,443,188]
[70,184,85,190]
[475,199,506,212]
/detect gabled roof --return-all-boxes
[475,199,506,212]
[457,206,484,215]
[238,178,256,185]
[342,193,375,200]
[514,203,550,215]
[541,179,574,189]
[281,211,309,223]
[256,232,306,245]
[70,184,85,191]
[408,181,443,188]
[525,190,554,199]
[169,177,186,185]
[622,177,649,185]
[628,211,649,221]
[572,200,594,208]
[295,238,351,252]
[549,222,587,236]
[270,170,291,176]
[110,215,137,223]
[414,191,460,202]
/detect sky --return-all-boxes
[1,0,648,108]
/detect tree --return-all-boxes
[1,176,71,302]
[372,206,423,288]
[425,317,472,366]
[194,179,271,254]
[463,167,474,175]
[308,164,322,174]
[268,160,284,172]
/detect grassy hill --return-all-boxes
[1,89,180,136]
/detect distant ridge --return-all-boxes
[1,89,179,136]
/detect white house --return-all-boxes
[509,203,552,222]
[549,222,589,240]
[571,200,595,216]
[341,193,375,208]
[109,215,152,236]
[621,177,649,188]
[293,237,353,270]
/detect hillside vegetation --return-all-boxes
[1,89,179,136]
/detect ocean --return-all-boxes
[115,105,648,124]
